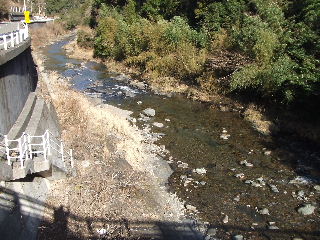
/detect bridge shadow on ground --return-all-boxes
[0,186,319,240]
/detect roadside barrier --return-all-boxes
[2,130,73,170]
[0,23,29,51]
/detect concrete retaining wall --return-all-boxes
[0,39,38,135]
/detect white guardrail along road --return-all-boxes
[2,130,73,170]
[0,23,29,51]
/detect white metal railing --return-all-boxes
[4,133,29,168]
[2,130,74,170]
[0,24,29,51]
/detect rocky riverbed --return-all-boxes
[37,37,320,240]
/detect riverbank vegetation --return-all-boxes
[87,0,319,109]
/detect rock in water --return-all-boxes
[153,122,164,128]
[314,185,320,191]
[297,204,316,215]
[222,215,229,223]
[143,108,156,117]
[233,235,244,240]
[258,208,270,215]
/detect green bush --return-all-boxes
[91,0,320,106]
[77,30,94,49]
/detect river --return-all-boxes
[42,37,320,240]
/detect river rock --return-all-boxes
[235,173,245,179]
[178,162,189,168]
[264,150,272,156]
[153,122,164,128]
[233,195,240,202]
[222,215,229,223]
[186,204,197,211]
[232,235,244,240]
[314,185,320,191]
[268,226,279,230]
[130,80,146,90]
[297,204,316,215]
[207,228,217,236]
[193,168,207,175]
[240,160,253,167]
[97,228,107,235]
[269,184,279,193]
[220,133,230,140]
[258,208,270,215]
[143,108,156,117]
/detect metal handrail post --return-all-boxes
[28,135,32,159]
[18,137,24,168]
[46,130,51,156]
[42,135,47,161]
[10,32,14,48]
[4,135,10,165]
[3,36,7,50]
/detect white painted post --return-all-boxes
[28,135,32,159]
[18,138,24,168]
[42,135,47,161]
[10,32,14,48]
[46,131,51,156]
[19,29,23,42]
[24,133,28,161]
[15,32,20,45]
[4,135,10,166]
[3,36,7,50]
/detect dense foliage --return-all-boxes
[90,0,320,106]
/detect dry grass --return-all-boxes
[32,52,185,239]
[30,22,67,49]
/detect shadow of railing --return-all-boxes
[0,186,319,240]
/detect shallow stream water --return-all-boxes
[42,38,320,240]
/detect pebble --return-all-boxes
[264,151,272,156]
[165,118,171,122]
[222,215,229,223]
[206,228,217,236]
[235,173,245,179]
[186,205,197,211]
[193,168,207,175]
[240,160,253,167]
[143,108,156,117]
[153,122,164,128]
[258,208,270,215]
[314,185,320,191]
[178,162,189,168]
[269,184,279,193]
[232,235,244,240]
[96,228,107,235]
[297,204,316,215]
[268,225,279,230]
[220,133,231,140]
[200,181,206,185]
[233,195,240,202]
[292,238,304,240]
[137,101,142,105]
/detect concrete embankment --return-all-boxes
[0,38,38,135]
